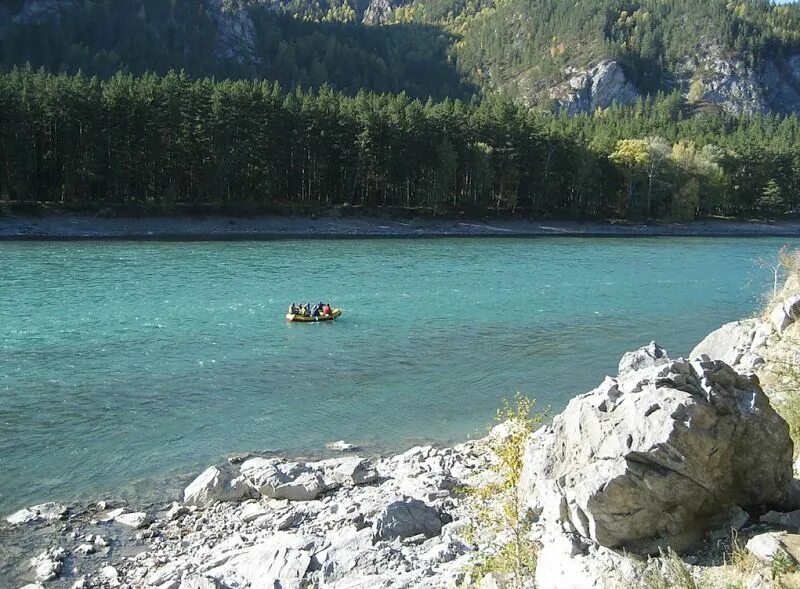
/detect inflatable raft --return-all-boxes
[286,309,342,322]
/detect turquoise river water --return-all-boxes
[1,237,798,513]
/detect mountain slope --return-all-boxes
[2,0,800,114]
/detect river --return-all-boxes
[0,237,796,512]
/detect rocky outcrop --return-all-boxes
[519,344,793,554]
[205,0,260,66]
[761,54,800,114]
[515,45,800,116]
[679,45,800,115]
[548,61,640,114]
[362,0,393,25]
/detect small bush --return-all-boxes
[465,394,546,588]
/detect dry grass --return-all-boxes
[639,548,705,589]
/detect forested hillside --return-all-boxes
[3,0,800,111]
[2,1,800,221]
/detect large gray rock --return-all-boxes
[183,465,253,507]
[519,346,793,554]
[320,457,380,487]
[372,497,443,541]
[240,458,326,501]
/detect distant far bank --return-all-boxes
[4,214,800,241]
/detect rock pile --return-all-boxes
[3,443,489,588]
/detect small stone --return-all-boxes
[179,574,220,588]
[101,565,119,580]
[401,533,428,545]
[183,465,253,506]
[115,511,151,528]
[372,497,444,541]
[275,510,305,531]
[100,507,125,522]
[94,535,110,547]
[30,547,66,582]
[6,502,67,525]
[166,502,189,521]
[239,502,269,523]
[326,440,359,452]
[6,508,36,525]
[75,543,96,555]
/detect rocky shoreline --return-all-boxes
[3,435,499,589]
[4,214,800,240]
[5,261,800,589]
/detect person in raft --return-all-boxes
[288,302,332,316]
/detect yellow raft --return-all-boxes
[286,308,342,322]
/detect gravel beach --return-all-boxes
[3,214,800,239]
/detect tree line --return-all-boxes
[1,68,799,220]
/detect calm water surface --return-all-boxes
[1,237,796,511]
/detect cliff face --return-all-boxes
[511,49,800,115]
[205,0,260,65]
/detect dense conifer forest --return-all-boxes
[2,69,799,219]
[2,0,800,219]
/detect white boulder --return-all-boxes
[240,458,326,501]
[7,502,67,525]
[183,465,254,507]
[115,511,152,528]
